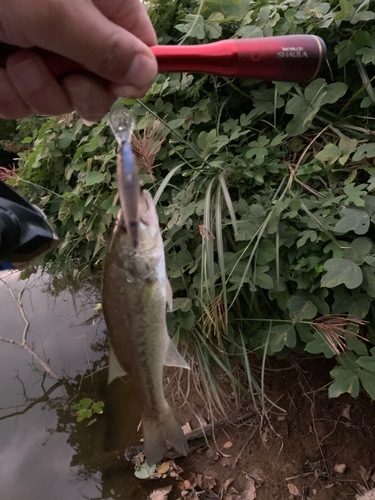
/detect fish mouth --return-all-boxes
[116,190,159,242]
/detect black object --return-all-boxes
[0,180,58,270]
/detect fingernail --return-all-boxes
[111,52,157,97]
[8,51,44,93]
[81,118,97,126]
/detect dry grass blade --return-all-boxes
[131,114,168,178]
[228,178,290,310]
[218,173,238,237]
[312,314,368,355]
[339,73,375,118]
[299,200,348,249]
[239,331,262,407]
[203,178,216,303]
[292,125,329,175]
[227,210,270,310]
[356,58,375,104]
[215,185,228,335]
[136,100,216,171]
[294,177,326,198]
[200,295,226,348]
[153,163,183,204]
[0,163,18,181]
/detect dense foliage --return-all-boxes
[5,0,375,402]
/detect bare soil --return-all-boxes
[166,355,375,500]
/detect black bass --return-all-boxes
[103,181,189,465]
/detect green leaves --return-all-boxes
[356,355,375,373]
[352,142,375,161]
[134,462,156,479]
[175,15,205,40]
[246,136,269,165]
[316,137,358,165]
[335,208,370,235]
[219,0,251,21]
[362,265,375,298]
[336,31,371,67]
[59,130,73,148]
[287,294,317,323]
[335,0,355,21]
[321,258,362,289]
[73,398,105,422]
[358,370,375,399]
[285,79,348,136]
[356,40,375,66]
[305,334,336,359]
[343,237,372,264]
[257,239,276,265]
[328,348,375,400]
[11,0,375,406]
[329,366,359,398]
[85,171,105,186]
[172,297,192,312]
[271,324,296,352]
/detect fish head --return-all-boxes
[111,189,163,262]
[137,189,163,252]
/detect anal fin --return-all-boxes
[165,338,190,370]
[108,343,127,384]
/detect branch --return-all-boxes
[0,278,62,380]
[0,380,64,421]
[86,410,258,472]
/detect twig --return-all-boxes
[233,426,258,469]
[124,410,257,463]
[218,425,258,498]
[0,278,62,380]
[293,125,330,174]
[325,439,350,462]
[285,472,314,481]
[300,380,331,481]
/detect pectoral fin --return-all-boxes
[108,344,127,384]
[165,338,190,370]
[166,277,173,312]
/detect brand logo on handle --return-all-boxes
[277,47,309,58]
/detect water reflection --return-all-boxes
[0,270,162,500]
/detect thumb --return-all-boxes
[16,0,158,91]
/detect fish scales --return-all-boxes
[104,241,166,413]
[103,190,189,465]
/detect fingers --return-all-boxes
[0,68,32,120]
[4,49,117,121]
[0,0,159,120]
[14,0,158,93]
[6,50,74,116]
[61,74,117,123]
[94,0,158,47]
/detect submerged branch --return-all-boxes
[73,410,257,474]
[0,278,62,380]
[0,380,64,421]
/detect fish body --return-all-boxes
[102,189,189,465]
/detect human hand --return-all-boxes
[0,0,158,122]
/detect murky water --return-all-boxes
[0,270,167,500]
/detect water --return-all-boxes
[0,270,165,500]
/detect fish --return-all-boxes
[102,150,190,466]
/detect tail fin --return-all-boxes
[142,407,188,466]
